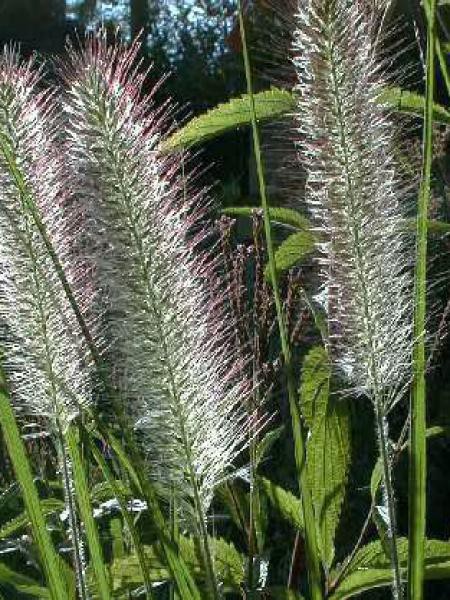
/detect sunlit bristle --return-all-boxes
[0,47,93,431]
[62,32,256,526]
[293,0,413,407]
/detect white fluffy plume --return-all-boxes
[0,48,93,431]
[62,33,253,526]
[0,47,95,598]
[293,2,413,597]
[293,0,413,408]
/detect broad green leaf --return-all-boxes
[260,478,304,531]
[328,538,450,599]
[163,87,450,153]
[110,536,245,595]
[0,562,50,598]
[378,87,450,125]
[255,425,284,467]
[299,347,330,429]
[223,206,312,231]
[269,231,316,277]
[300,347,351,568]
[162,88,295,152]
[0,498,64,542]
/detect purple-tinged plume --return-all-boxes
[61,33,254,534]
[0,47,94,431]
[0,47,99,598]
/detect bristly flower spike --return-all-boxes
[0,47,98,598]
[0,47,94,429]
[293,2,413,598]
[62,32,256,596]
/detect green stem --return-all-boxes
[58,433,89,600]
[88,432,154,600]
[66,424,111,600]
[408,1,437,599]
[423,0,450,98]
[170,485,180,600]
[0,374,66,600]
[374,401,402,598]
[237,5,323,600]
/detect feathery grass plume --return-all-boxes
[0,47,96,598]
[62,32,254,594]
[293,1,413,597]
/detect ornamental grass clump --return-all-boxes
[293,1,413,597]
[61,33,254,597]
[0,3,444,597]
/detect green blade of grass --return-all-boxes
[103,430,201,600]
[423,0,450,97]
[237,4,323,599]
[0,372,67,600]
[87,431,155,600]
[408,1,437,598]
[65,424,111,600]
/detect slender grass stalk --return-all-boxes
[0,374,66,600]
[247,403,257,599]
[88,436,155,600]
[66,425,111,600]
[423,0,450,97]
[237,4,323,599]
[57,433,89,600]
[408,1,437,598]
[170,485,180,600]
